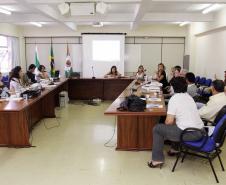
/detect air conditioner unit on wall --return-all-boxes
[70,3,95,16]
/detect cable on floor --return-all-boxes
[104,117,117,148]
[43,117,61,130]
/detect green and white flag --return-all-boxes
[35,45,40,68]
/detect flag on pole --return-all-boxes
[49,43,55,77]
[35,45,40,68]
[66,43,71,64]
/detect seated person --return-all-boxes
[148,77,204,168]
[185,72,198,98]
[26,64,37,84]
[64,60,73,78]
[36,65,49,81]
[9,66,25,94]
[179,68,188,77]
[135,65,146,80]
[104,66,121,78]
[155,63,169,88]
[164,65,181,95]
[224,70,226,85]
[199,80,226,122]
[0,72,4,88]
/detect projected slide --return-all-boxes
[92,40,120,62]
[82,34,125,78]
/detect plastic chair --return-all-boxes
[205,79,212,87]
[172,115,226,183]
[199,77,206,86]
[195,76,200,84]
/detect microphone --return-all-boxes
[92,66,95,79]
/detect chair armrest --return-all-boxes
[180,127,208,150]
[201,118,214,126]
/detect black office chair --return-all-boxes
[172,115,226,183]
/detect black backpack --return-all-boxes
[117,95,146,112]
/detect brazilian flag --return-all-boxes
[49,43,55,77]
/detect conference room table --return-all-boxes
[105,81,167,151]
[0,79,68,147]
[68,77,134,100]
[0,77,133,148]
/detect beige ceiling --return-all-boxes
[0,0,225,30]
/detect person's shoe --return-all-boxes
[147,161,164,169]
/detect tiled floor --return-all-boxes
[0,101,225,185]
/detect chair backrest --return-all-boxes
[195,76,200,83]
[214,105,226,126]
[205,79,212,87]
[212,114,226,146]
[199,77,206,85]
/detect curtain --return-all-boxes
[7,36,20,68]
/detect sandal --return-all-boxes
[147,161,164,169]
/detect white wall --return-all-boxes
[23,24,186,77]
[25,36,185,77]
[188,7,226,80]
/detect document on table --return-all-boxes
[146,103,163,109]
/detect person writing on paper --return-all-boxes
[155,63,168,88]
[9,66,25,94]
[36,65,49,81]
[104,66,121,78]
[148,77,204,168]
[135,65,146,80]
[64,60,73,78]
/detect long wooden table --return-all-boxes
[0,79,68,147]
[105,81,167,151]
[68,78,133,100]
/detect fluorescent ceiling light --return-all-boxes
[179,22,189,27]
[202,4,221,14]
[30,22,42,27]
[0,8,11,15]
[92,22,103,27]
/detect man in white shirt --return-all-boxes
[199,80,226,122]
[148,77,204,168]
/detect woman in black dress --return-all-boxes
[155,63,168,88]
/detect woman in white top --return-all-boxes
[104,66,121,78]
[9,66,24,94]
[36,65,49,82]
[135,65,146,80]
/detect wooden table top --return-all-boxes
[0,79,68,112]
[105,80,167,116]
[69,77,134,80]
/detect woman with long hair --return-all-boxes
[104,66,121,78]
[135,65,146,80]
[9,66,24,94]
[155,63,168,88]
